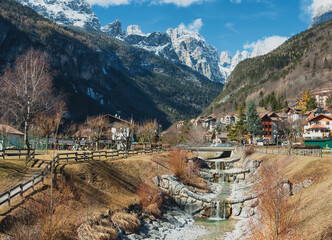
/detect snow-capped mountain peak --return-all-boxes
[16,0,100,30]
[309,3,332,28]
[126,25,147,36]
[219,51,231,67]
[101,20,122,37]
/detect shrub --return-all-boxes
[77,217,117,240]
[169,150,210,192]
[136,182,162,217]
[169,150,188,179]
[111,212,141,233]
[244,146,255,157]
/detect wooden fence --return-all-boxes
[0,148,34,160]
[0,146,169,209]
[255,147,322,157]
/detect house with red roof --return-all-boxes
[303,114,332,139]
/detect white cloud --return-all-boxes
[86,0,130,7]
[88,0,212,7]
[158,0,204,7]
[225,22,239,34]
[244,35,288,57]
[230,0,242,3]
[301,0,332,19]
[178,18,203,32]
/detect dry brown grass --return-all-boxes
[77,217,117,240]
[246,153,332,240]
[248,160,300,240]
[136,182,162,217]
[111,212,141,233]
[5,176,83,240]
[169,150,210,192]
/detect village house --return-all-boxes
[211,132,228,146]
[285,106,302,122]
[303,114,332,139]
[0,124,24,150]
[260,112,283,144]
[219,114,236,126]
[176,121,185,129]
[74,114,133,150]
[312,88,332,106]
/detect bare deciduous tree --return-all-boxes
[137,119,158,147]
[33,100,66,152]
[187,125,206,152]
[0,49,54,152]
[277,118,303,153]
[86,115,110,150]
[248,160,300,240]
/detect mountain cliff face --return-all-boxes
[219,50,250,79]
[207,19,332,114]
[0,1,222,126]
[16,0,100,30]
[101,20,225,83]
[310,4,332,28]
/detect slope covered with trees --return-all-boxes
[207,19,332,114]
[0,0,223,127]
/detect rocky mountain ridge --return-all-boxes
[0,1,223,126]
[16,0,100,30]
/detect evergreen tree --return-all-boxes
[227,103,247,143]
[246,100,263,139]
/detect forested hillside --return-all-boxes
[0,0,223,127]
[207,19,332,114]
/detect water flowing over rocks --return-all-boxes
[122,203,208,240]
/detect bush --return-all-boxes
[169,150,210,192]
[136,182,162,217]
[169,150,188,180]
[111,212,141,233]
[77,217,117,240]
[244,146,255,157]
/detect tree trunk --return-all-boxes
[24,120,30,154]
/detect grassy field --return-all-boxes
[247,153,332,240]
[0,157,42,193]
[0,151,176,239]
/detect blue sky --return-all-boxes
[88,0,325,56]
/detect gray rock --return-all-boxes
[304,179,312,188]
[292,182,303,195]
[152,176,160,186]
[232,203,242,216]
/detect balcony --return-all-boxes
[303,132,324,138]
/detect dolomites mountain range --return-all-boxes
[15,0,332,83]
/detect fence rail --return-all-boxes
[0,148,34,160]
[0,146,169,209]
[255,147,322,157]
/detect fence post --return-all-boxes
[20,184,23,198]
[75,152,78,161]
[99,151,101,160]
[7,191,10,206]
[32,176,35,191]
[66,153,69,164]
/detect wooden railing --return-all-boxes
[0,161,53,208]
[0,146,169,209]
[54,147,169,164]
[0,148,34,160]
[255,146,322,157]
